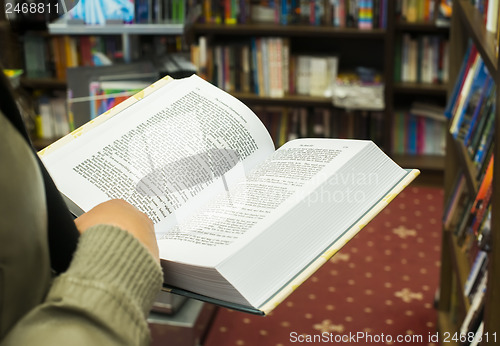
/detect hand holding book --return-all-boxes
[75,199,159,261]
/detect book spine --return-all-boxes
[444,42,474,119]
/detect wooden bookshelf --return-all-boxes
[449,232,472,313]
[392,153,445,171]
[388,2,450,173]
[188,2,449,173]
[438,0,500,343]
[454,139,479,195]
[20,77,67,89]
[48,20,184,35]
[395,21,450,33]
[189,22,387,38]
[454,0,498,77]
[438,310,459,346]
[393,82,448,96]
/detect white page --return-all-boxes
[158,138,377,267]
[41,75,275,232]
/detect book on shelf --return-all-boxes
[470,98,495,172]
[392,108,446,156]
[485,0,499,34]
[191,36,338,99]
[34,93,71,140]
[436,0,452,27]
[396,33,449,85]
[461,260,487,341]
[469,155,493,236]
[252,106,386,149]
[455,197,473,244]
[38,74,419,315]
[463,75,493,147]
[451,154,494,255]
[450,54,490,139]
[68,0,135,25]
[444,42,476,118]
[63,0,188,24]
[450,55,480,132]
[197,0,387,27]
[66,61,159,128]
[445,42,496,174]
[396,0,436,23]
[463,250,488,300]
[22,33,49,79]
[24,34,187,82]
[470,321,485,346]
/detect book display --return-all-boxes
[4,0,187,148]
[390,0,450,171]
[2,1,452,173]
[438,0,500,344]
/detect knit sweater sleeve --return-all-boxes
[1,225,163,346]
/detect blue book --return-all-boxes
[280,0,288,24]
[464,75,493,146]
[250,38,259,95]
[452,57,488,139]
[406,113,418,155]
[474,103,495,165]
[444,42,473,119]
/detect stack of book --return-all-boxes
[254,106,385,148]
[392,102,446,156]
[23,33,186,81]
[192,36,339,99]
[447,44,495,175]
[394,33,449,85]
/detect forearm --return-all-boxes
[1,226,163,346]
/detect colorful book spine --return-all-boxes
[358,0,373,29]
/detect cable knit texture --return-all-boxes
[47,225,163,345]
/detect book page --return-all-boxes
[159,138,374,266]
[41,75,275,231]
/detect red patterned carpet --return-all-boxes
[203,186,444,346]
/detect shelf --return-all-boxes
[32,137,58,150]
[391,153,445,171]
[47,18,184,63]
[395,21,450,33]
[48,20,185,35]
[455,0,498,79]
[393,81,448,96]
[231,92,334,107]
[437,310,459,346]
[453,138,479,196]
[189,23,386,38]
[448,232,472,313]
[20,77,67,89]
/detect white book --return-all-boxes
[40,75,419,315]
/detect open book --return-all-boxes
[39,74,419,315]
